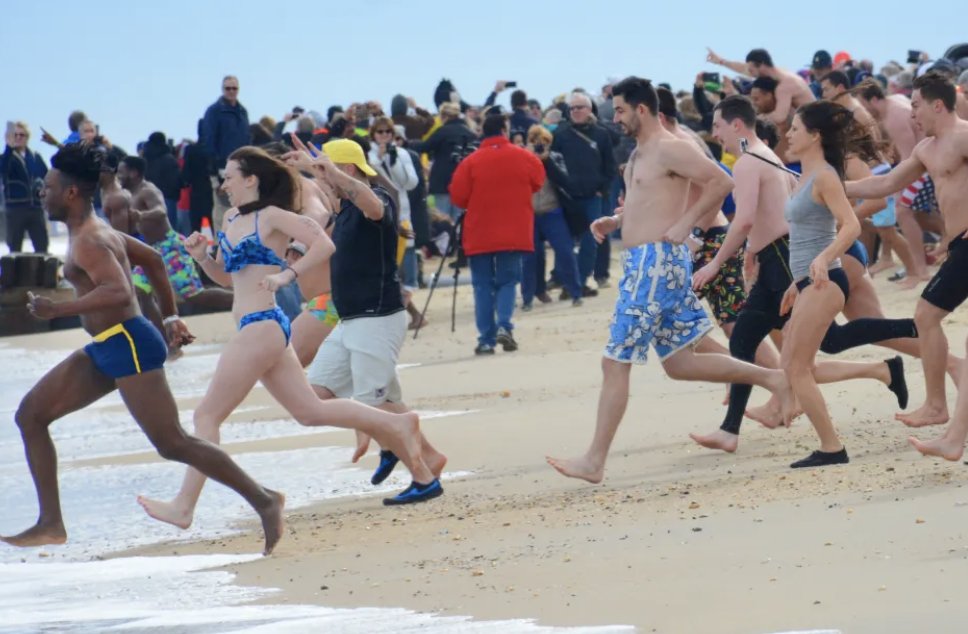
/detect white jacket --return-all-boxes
[368,145,418,226]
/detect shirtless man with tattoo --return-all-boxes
[0,142,285,554]
[545,77,796,484]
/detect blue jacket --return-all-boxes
[550,121,616,199]
[0,146,48,210]
[201,97,250,171]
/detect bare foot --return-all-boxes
[745,402,785,429]
[0,523,67,548]
[351,431,371,463]
[722,386,729,406]
[260,489,286,556]
[896,403,949,428]
[545,455,604,484]
[689,429,738,453]
[769,374,799,427]
[908,436,965,461]
[137,496,193,530]
[897,274,929,291]
[868,258,896,276]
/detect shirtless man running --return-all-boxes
[848,71,968,433]
[821,71,880,139]
[117,156,234,313]
[855,79,931,287]
[546,77,796,484]
[0,142,284,553]
[707,47,815,128]
[656,88,781,374]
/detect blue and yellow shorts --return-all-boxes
[83,316,168,379]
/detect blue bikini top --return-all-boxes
[217,211,286,273]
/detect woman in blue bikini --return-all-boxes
[139,147,443,530]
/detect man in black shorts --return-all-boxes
[847,72,968,430]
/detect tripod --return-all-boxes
[413,213,465,340]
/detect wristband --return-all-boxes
[613,214,623,227]
[289,267,299,280]
[163,315,181,326]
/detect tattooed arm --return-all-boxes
[313,153,385,220]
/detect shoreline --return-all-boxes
[98,270,968,633]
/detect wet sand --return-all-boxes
[15,259,968,634]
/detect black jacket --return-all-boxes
[550,121,617,199]
[404,148,431,248]
[143,142,182,201]
[0,146,47,210]
[409,119,477,195]
[182,141,213,219]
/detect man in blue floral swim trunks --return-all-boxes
[546,76,796,485]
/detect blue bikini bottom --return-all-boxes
[239,307,292,345]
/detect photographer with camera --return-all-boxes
[449,114,545,355]
[521,125,583,310]
[1,121,49,253]
[368,117,420,293]
[409,102,476,222]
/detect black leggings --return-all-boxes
[720,264,918,435]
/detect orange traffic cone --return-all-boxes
[201,217,214,246]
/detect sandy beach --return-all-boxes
[5,254,968,633]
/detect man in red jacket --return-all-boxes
[449,114,545,355]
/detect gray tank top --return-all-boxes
[783,169,842,279]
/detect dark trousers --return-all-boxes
[5,207,49,254]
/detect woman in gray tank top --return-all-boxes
[780,101,913,470]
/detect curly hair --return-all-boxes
[51,141,104,197]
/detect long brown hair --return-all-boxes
[795,101,869,181]
[228,146,302,215]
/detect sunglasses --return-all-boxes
[13,133,28,138]
[374,129,393,135]
[224,86,239,92]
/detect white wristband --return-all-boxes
[163,315,181,326]
[613,214,622,227]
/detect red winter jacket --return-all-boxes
[448,136,545,256]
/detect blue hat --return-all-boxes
[812,50,833,70]
[852,71,872,86]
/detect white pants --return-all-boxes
[307,311,407,406]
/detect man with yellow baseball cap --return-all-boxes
[322,138,377,176]
[304,137,447,506]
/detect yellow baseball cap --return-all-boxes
[322,139,377,176]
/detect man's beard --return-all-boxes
[621,120,639,137]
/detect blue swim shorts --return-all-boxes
[84,316,167,379]
[604,242,713,364]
